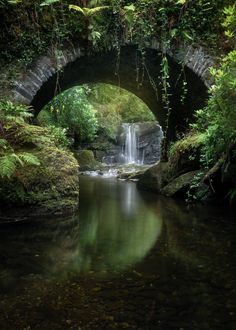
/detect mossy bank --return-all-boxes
[0,102,79,216]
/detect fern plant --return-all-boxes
[0,101,41,180]
[0,138,8,149]
[0,100,32,122]
[69,5,109,17]
[0,151,40,179]
[69,4,110,46]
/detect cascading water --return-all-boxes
[121,122,163,166]
[123,123,138,164]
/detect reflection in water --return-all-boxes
[78,177,162,273]
[0,177,163,288]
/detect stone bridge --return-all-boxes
[8,40,215,137]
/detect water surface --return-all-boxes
[0,176,235,329]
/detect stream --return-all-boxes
[0,176,235,329]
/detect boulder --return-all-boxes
[137,162,170,192]
[168,133,205,177]
[117,165,149,180]
[75,149,100,171]
[161,170,201,198]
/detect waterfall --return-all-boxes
[119,122,163,166]
[123,123,138,164]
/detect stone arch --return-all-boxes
[10,42,213,138]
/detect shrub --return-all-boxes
[192,51,236,166]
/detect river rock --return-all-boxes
[137,162,170,192]
[75,149,101,171]
[161,170,201,198]
[117,165,150,180]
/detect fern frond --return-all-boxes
[0,152,40,179]
[5,115,25,124]
[18,152,40,166]
[85,6,109,17]
[40,0,60,6]
[0,100,33,122]
[227,188,236,204]
[7,0,22,4]
[0,139,7,148]
[69,5,85,15]
[10,153,24,166]
[124,4,135,12]
[0,155,17,178]
[69,5,109,17]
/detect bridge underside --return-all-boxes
[31,46,207,140]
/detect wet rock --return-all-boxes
[194,182,213,201]
[137,162,170,192]
[75,149,103,171]
[83,122,163,166]
[161,170,201,197]
[117,165,149,180]
[118,122,163,164]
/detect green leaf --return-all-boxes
[183,31,193,40]
[40,0,60,6]
[170,28,177,38]
[69,5,85,15]
[176,0,187,4]
[124,4,135,12]
[0,139,8,149]
[7,0,22,4]
[69,5,109,17]
[0,155,17,178]
[18,152,40,166]
[225,30,234,38]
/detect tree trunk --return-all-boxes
[74,132,80,149]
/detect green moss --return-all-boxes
[0,146,79,213]
[75,149,101,171]
[0,106,79,214]
[169,133,206,158]
[77,149,95,164]
[167,132,206,177]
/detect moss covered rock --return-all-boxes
[161,170,201,198]
[168,133,205,177]
[76,149,101,171]
[0,114,79,215]
[0,146,79,215]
